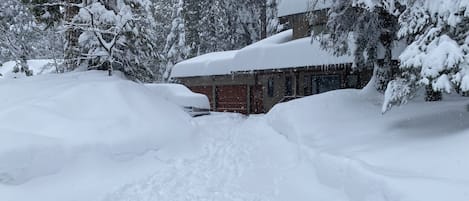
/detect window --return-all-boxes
[285,76,293,96]
[317,75,341,93]
[267,77,274,97]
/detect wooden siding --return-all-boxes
[175,64,376,114]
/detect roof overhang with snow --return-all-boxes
[171,30,355,78]
[278,0,332,17]
[170,29,407,78]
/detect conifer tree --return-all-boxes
[383,0,469,112]
[310,0,402,92]
[162,0,188,81]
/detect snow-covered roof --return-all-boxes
[230,31,353,72]
[171,30,353,78]
[170,51,237,77]
[278,0,332,17]
[171,29,406,78]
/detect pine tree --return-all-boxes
[183,0,202,58]
[21,0,82,71]
[162,0,188,81]
[0,0,42,77]
[310,0,402,92]
[383,0,469,112]
[266,0,282,37]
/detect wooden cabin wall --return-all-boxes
[175,64,374,114]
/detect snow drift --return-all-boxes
[0,71,192,185]
[266,89,469,201]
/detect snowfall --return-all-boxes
[1,61,469,201]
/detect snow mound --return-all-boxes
[266,89,469,201]
[0,71,192,185]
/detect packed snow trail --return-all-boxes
[106,113,345,201]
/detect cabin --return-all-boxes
[170,0,400,114]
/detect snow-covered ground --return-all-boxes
[1,72,468,201]
[0,60,59,78]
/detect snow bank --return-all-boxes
[266,90,469,201]
[0,71,192,186]
[0,59,59,78]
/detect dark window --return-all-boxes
[317,75,341,93]
[267,78,274,97]
[285,76,293,96]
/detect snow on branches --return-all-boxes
[70,0,158,82]
[383,0,469,112]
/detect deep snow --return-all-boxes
[1,71,469,201]
[0,71,192,200]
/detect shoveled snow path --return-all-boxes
[106,113,345,201]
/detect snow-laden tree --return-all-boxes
[183,0,263,58]
[72,0,158,82]
[310,0,402,92]
[266,0,283,37]
[382,0,469,112]
[162,0,188,81]
[22,0,81,71]
[0,0,43,77]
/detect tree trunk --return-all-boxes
[425,84,442,102]
[375,43,393,93]
[260,0,267,39]
[64,0,82,71]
